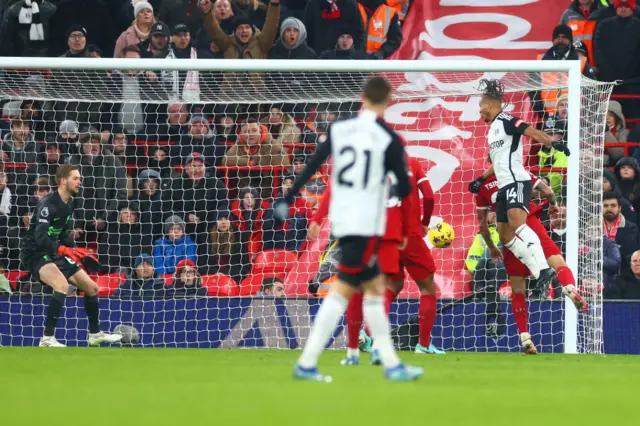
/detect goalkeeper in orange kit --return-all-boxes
[20,164,122,347]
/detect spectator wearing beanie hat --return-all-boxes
[167,259,208,297]
[203,0,280,59]
[267,17,316,59]
[153,215,198,275]
[138,21,171,58]
[594,0,640,110]
[530,23,595,120]
[50,0,115,56]
[114,1,155,58]
[113,253,167,298]
[318,27,369,59]
[61,24,90,57]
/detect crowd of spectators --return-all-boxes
[0,0,640,302]
[0,0,410,297]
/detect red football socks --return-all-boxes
[383,288,397,315]
[556,265,576,288]
[419,294,437,347]
[346,293,364,349]
[511,293,529,334]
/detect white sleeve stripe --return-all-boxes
[533,179,541,189]
[417,177,429,184]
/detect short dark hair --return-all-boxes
[121,45,141,56]
[244,116,260,126]
[603,191,621,205]
[362,76,391,105]
[56,164,79,184]
[261,276,283,292]
[10,118,27,128]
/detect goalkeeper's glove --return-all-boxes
[552,141,571,156]
[468,176,486,194]
[57,246,89,264]
[272,198,290,222]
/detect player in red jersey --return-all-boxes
[381,156,443,356]
[475,173,587,353]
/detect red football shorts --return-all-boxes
[377,240,401,276]
[503,215,562,277]
[389,235,436,281]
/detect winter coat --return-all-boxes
[114,25,151,58]
[614,156,640,212]
[69,150,128,226]
[25,158,59,188]
[113,272,167,298]
[260,114,302,146]
[50,0,116,56]
[231,199,268,256]
[303,0,365,54]
[262,201,308,251]
[136,176,165,240]
[594,13,640,83]
[166,278,208,297]
[605,100,630,164]
[605,269,640,300]
[318,44,369,60]
[222,125,290,198]
[153,234,198,275]
[204,2,279,60]
[603,235,621,289]
[267,38,316,59]
[173,132,228,167]
[0,0,57,57]
[607,213,640,272]
[98,222,154,273]
[165,172,229,239]
[158,0,205,36]
[1,131,40,164]
[560,0,603,24]
[137,37,169,59]
[604,168,637,223]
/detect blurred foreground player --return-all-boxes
[276,77,423,381]
[20,165,122,347]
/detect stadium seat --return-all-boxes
[201,274,239,296]
[96,274,127,296]
[5,271,28,291]
[252,250,297,274]
[240,273,286,296]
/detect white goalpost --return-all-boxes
[0,58,613,353]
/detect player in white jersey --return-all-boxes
[469,79,565,284]
[275,77,423,382]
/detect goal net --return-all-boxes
[0,59,613,353]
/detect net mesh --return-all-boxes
[0,63,613,353]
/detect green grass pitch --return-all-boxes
[2,348,639,426]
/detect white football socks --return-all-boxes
[297,292,348,369]
[505,236,541,279]
[363,295,401,369]
[515,224,550,270]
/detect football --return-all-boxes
[428,222,455,248]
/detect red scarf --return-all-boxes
[604,215,622,240]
